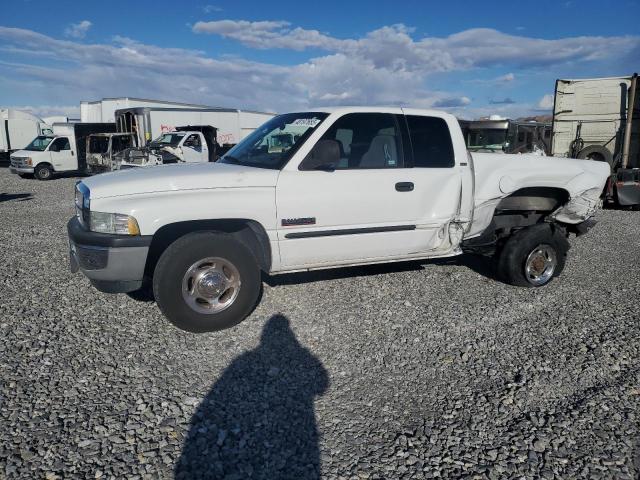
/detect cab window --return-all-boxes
[184,134,201,148]
[405,115,454,168]
[316,113,403,169]
[50,137,71,151]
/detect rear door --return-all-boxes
[275,111,463,269]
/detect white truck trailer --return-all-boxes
[551,73,639,206]
[1,109,52,162]
[115,107,274,148]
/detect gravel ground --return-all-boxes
[0,167,639,479]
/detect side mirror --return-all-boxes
[300,139,340,171]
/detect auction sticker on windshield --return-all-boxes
[291,118,321,127]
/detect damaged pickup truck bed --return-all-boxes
[67,107,609,333]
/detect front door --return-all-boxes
[48,137,75,171]
[182,134,206,163]
[275,112,462,270]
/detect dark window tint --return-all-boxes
[406,116,454,168]
[319,113,402,169]
[52,137,71,151]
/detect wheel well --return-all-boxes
[144,219,271,278]
[495,187,569,212]
[463,187,570,254]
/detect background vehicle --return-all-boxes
[68,107,609,333]
[86,133,137,173]
[551,73,639,206]
[120,126,219,168]
[1,109,52,163]
[459,118,551,155]
[9,122,115,179]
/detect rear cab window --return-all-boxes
[405,115,455,168]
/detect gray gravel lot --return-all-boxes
[0,167,639,479]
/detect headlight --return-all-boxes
[89,212,140,235]
[24,157,32,166]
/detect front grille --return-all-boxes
[10,157,25,168]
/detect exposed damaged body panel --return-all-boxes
[465,152,610,240]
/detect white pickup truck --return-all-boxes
[67,107,609,333]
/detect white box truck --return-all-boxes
[1,109,52,162]
[551,73,639,206]
[9,122,116,180]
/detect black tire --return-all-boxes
[34,163,54,181]
[153,232,261,333]
[495,224,569,287]
[577,146,614,170]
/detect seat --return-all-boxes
[359,135,398,168]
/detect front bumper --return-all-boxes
[10,166,34,174]
[67,217,152,293]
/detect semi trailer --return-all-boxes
[551,73,640,206]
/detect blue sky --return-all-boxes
[1,0,639,119]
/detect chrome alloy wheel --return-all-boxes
[524,244,557,286]
[181,257,241,314]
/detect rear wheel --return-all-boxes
[495,224,569,287]
[34,163,53,181]
[153,232,261,333]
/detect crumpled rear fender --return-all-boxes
[551,172,605,224]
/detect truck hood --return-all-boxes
[83,162,280,199]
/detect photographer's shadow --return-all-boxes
[175,314,329,479]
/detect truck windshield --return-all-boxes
[220,112,329,169]
[89,136,110,154]
[151,133,185,148]
[24,136,54,151]
[468,130,508,149]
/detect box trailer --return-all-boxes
[114,107,275,148]
[1,109,52,162]
[551,73,639,205]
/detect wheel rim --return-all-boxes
[524,244,557,286]
[181,257,241,314]
[39,167,50,179]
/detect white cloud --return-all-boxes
[203,5,223,13]
[1,24,638,120]
[193,21,640,73]
[432,96,471,108]
[64,20,92,39]
[537,94,555,110]
[1,104,79,119]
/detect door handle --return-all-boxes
[395,182,414,192]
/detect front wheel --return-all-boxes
[495,224,569,287]
[34,164,53,181]
[153,232,261,333]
